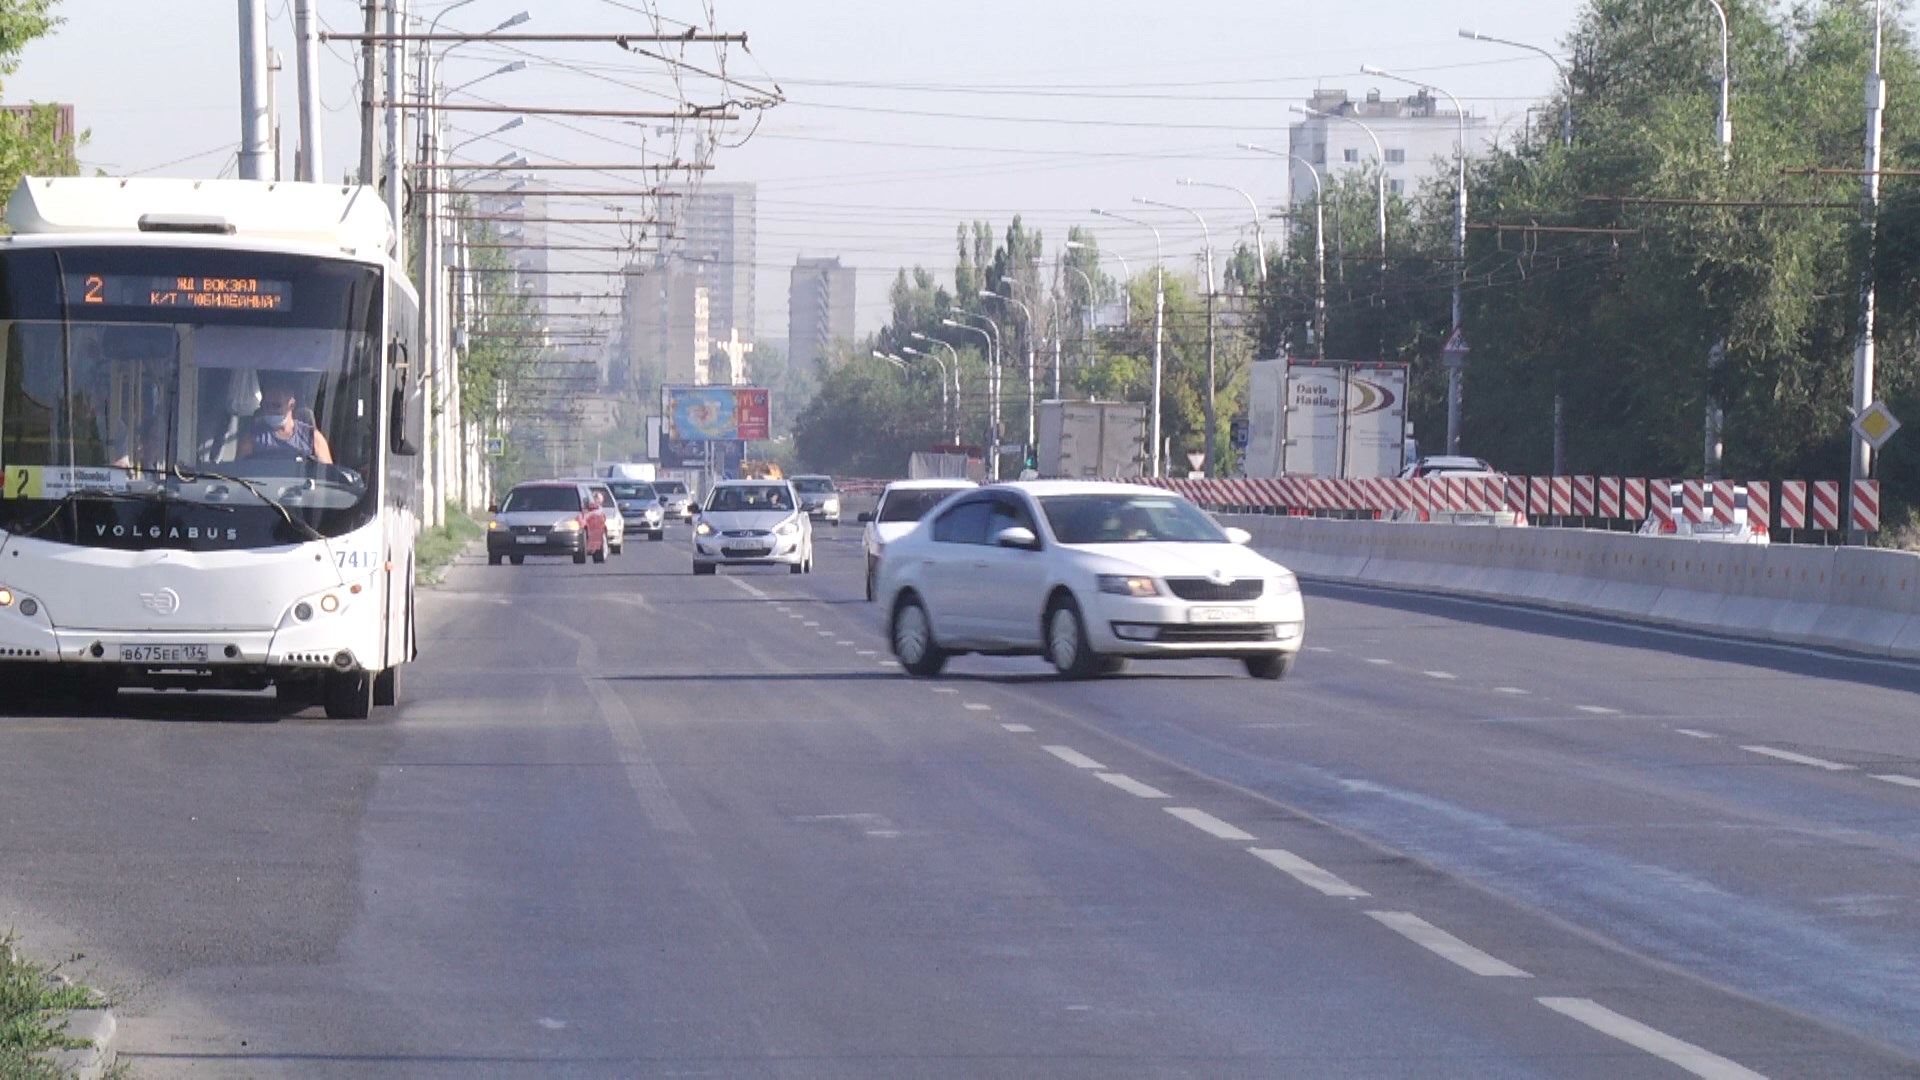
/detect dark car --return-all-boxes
[486,481,609,566]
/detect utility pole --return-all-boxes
[294,0,323,181]
[383,0,407,254]
[359,0,380,185]
[267,48,283,180]
[236,0,271,180]
[1704,0,1732,477]
[1850,0,1886,545]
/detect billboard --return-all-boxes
[666,386,771,441]
[660,437,744,474]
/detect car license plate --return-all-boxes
[1188,605,1256,624]
[120,644,209,663]
[726,539,762,551]
[516,535,545,544]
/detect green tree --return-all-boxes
[0,0,78,206]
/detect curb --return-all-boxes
[9,951,119,1080]
[417,538,483,588]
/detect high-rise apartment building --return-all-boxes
[661,181,757,347]
[1286,89,1491,207]
[787,256,857,379]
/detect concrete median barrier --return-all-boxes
[1225,514,1920,661]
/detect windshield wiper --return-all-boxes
[172,467,327,542]
[14,486,174,538]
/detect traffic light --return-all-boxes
[1024,444,1036,470]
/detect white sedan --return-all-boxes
[859,478,977,601]
[691,479,814,575]
[876,481,1306,679]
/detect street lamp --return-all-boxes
[1241,142,1326,357]
[1179,178,1264,284]
[1092,207,1164,477]
[909,331,965,442]
[449,116,524,157]
[1292,102,1386,269]
[447,59,527,100]
[1058,262,1096,389]
[1067,238,1131,291]
[980,288,1038,451]
[1701,1,1732,162]
[1363,63,1470,454]
[1136,195,1218,478]
[1460,31,1571,148]
[901,346,953,439]
[871,350,908,373]
[942,316,1001,477]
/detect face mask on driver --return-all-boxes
[262,411,290,428]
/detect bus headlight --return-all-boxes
[0,587,12,607]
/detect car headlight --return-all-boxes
[825,497,840,510]
[775,519,800,537]
[1098,575,1160,597]
[695,521,715,536]
[1271,572,1301,597]
[555,519,582,532]
[487,520,506,531]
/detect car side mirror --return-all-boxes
[995,525,1039,550]
[1224,526,1252,545]
[689,505,701,516]
[488,503,499,514]
[388,340,423,456]
[857,512,874,524]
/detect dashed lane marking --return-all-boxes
[802,621,820,627]
[1367,912,1532,978]
[1249,848,1369,898]
[1676,728,1720,740]
[1042,745,1106,770]
[1740,745,1854,772]
[932,687,959,694]
[1423,671,1458,681]
[1306,646,1333,653]
[1493,687,1531,695]
[857,650,878,657]
[1095,773,1170,799]
[727,578,769,600]
[836,640,855,646]
[1001,723,1035,733]
[1576,705,1620,715]
[879,660,900,668]
[1364,658,1394,666]
[817,631,835,637]
[1536,997,1766,1079]
[1872,774,1920,789]
[963,703,992,712]
[1164,807,1256,841]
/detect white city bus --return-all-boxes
[0,177,424,718]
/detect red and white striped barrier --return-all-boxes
[1711,481,1736,525]
[1572,476,1596,517]
[1746,482,1771,531]
[1812,481,1843,531]
[1622,478,1648,522]
[1779,481,1807,529]
[1852,480,1880,532]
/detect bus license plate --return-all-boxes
[120,644,209,663]
[1188,606,1255,624]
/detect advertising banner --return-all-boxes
[667,386,771,441]
[661,437,744,474]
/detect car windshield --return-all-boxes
[879,487,969,523]
[708,484,792,512]
[656,482,687,496]
[501,487,580,513]
[1040,493,1228,544]
[609,482,656,500]
[792,477,835,493]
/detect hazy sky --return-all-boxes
[12,1,1615,337]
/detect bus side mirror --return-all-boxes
[389,340,423,457]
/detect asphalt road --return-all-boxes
[3,523,1919,1077]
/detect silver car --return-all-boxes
[655,479,695,522]
[606,479,667,541]
[692,480,814,575]
[790,474,842,526]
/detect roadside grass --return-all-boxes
[415,504,484,583]
[1882,505,1920,552]
[1,939,102,1079]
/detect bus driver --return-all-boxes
[240,377,333,465]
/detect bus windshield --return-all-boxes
[0,246,384,547]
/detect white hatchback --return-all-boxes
[876,481,1306,679]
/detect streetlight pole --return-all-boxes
[1704,0,1733,164]
[1851,0,1886,544]
[942,317,1001,478]
[1460,30,1572,148]
[1697,0,1734,478]
[1242,143,1326,358]
[1060,262,1096,389]
[1179,178,1265,284]
[1363,65,1469,453]
[901,346,952,438]
[910,332,965,443]
[981,288,1038,454]
[1093,208,1164,477]
[1294,103,1386,270]
[1137,196,1217,478]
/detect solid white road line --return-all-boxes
[1096,773,1170,799]
[964,703,992,712]
[1001,723,1035,733]
[1872,773,1920,789]
[1366,912,1532,978]
[1249,848,1369,898]
[1576,705,1621,715]
[1164,807,1256,841]
[1042,745,1106,770]
[1493,686,1531,696]
[1676,728,1721,740]
[1536,997,1766,1079]
[1740,745,1855,772]
[1423,671,1458,681]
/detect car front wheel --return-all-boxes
[1046,596,1106,679]
[1245,654,1295,680]
[891,595,947,677]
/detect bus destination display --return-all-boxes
[65,273,292,312]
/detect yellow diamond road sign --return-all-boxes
[1854,401,1901,450]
